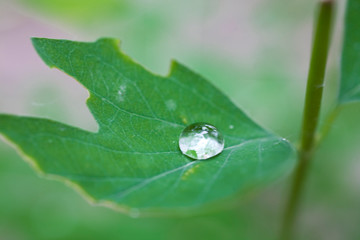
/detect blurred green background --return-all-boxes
[1,0,359,239]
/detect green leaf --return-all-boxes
[339,0,360,103]
[0,38,296,214]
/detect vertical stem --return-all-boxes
[300,0,335,154]
[280,1,334,239]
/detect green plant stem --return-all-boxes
[280,1,335,239]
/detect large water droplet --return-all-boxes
[179,122,224,160]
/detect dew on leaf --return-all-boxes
[117,84,126,101]
[179,122,224,160]
[165,99,176,111]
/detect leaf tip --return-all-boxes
[168,60,187,78]
[31,37,50,49]
[95,37,120,45]
[31,37,57,68]
[30,37,42,44]
[93,37,122,55]
[167,60,205,85]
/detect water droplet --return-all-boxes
[229,125,234,129]
[179,122,224,160]
[117,84,127,102]
[165,99,176,111]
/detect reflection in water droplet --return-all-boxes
[179,122,224,160]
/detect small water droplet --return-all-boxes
[179,122,224,160]
[165,99,176,111]
[117,84,127,102]
[229,125,234,129]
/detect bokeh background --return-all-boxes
[1,0,359,239]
